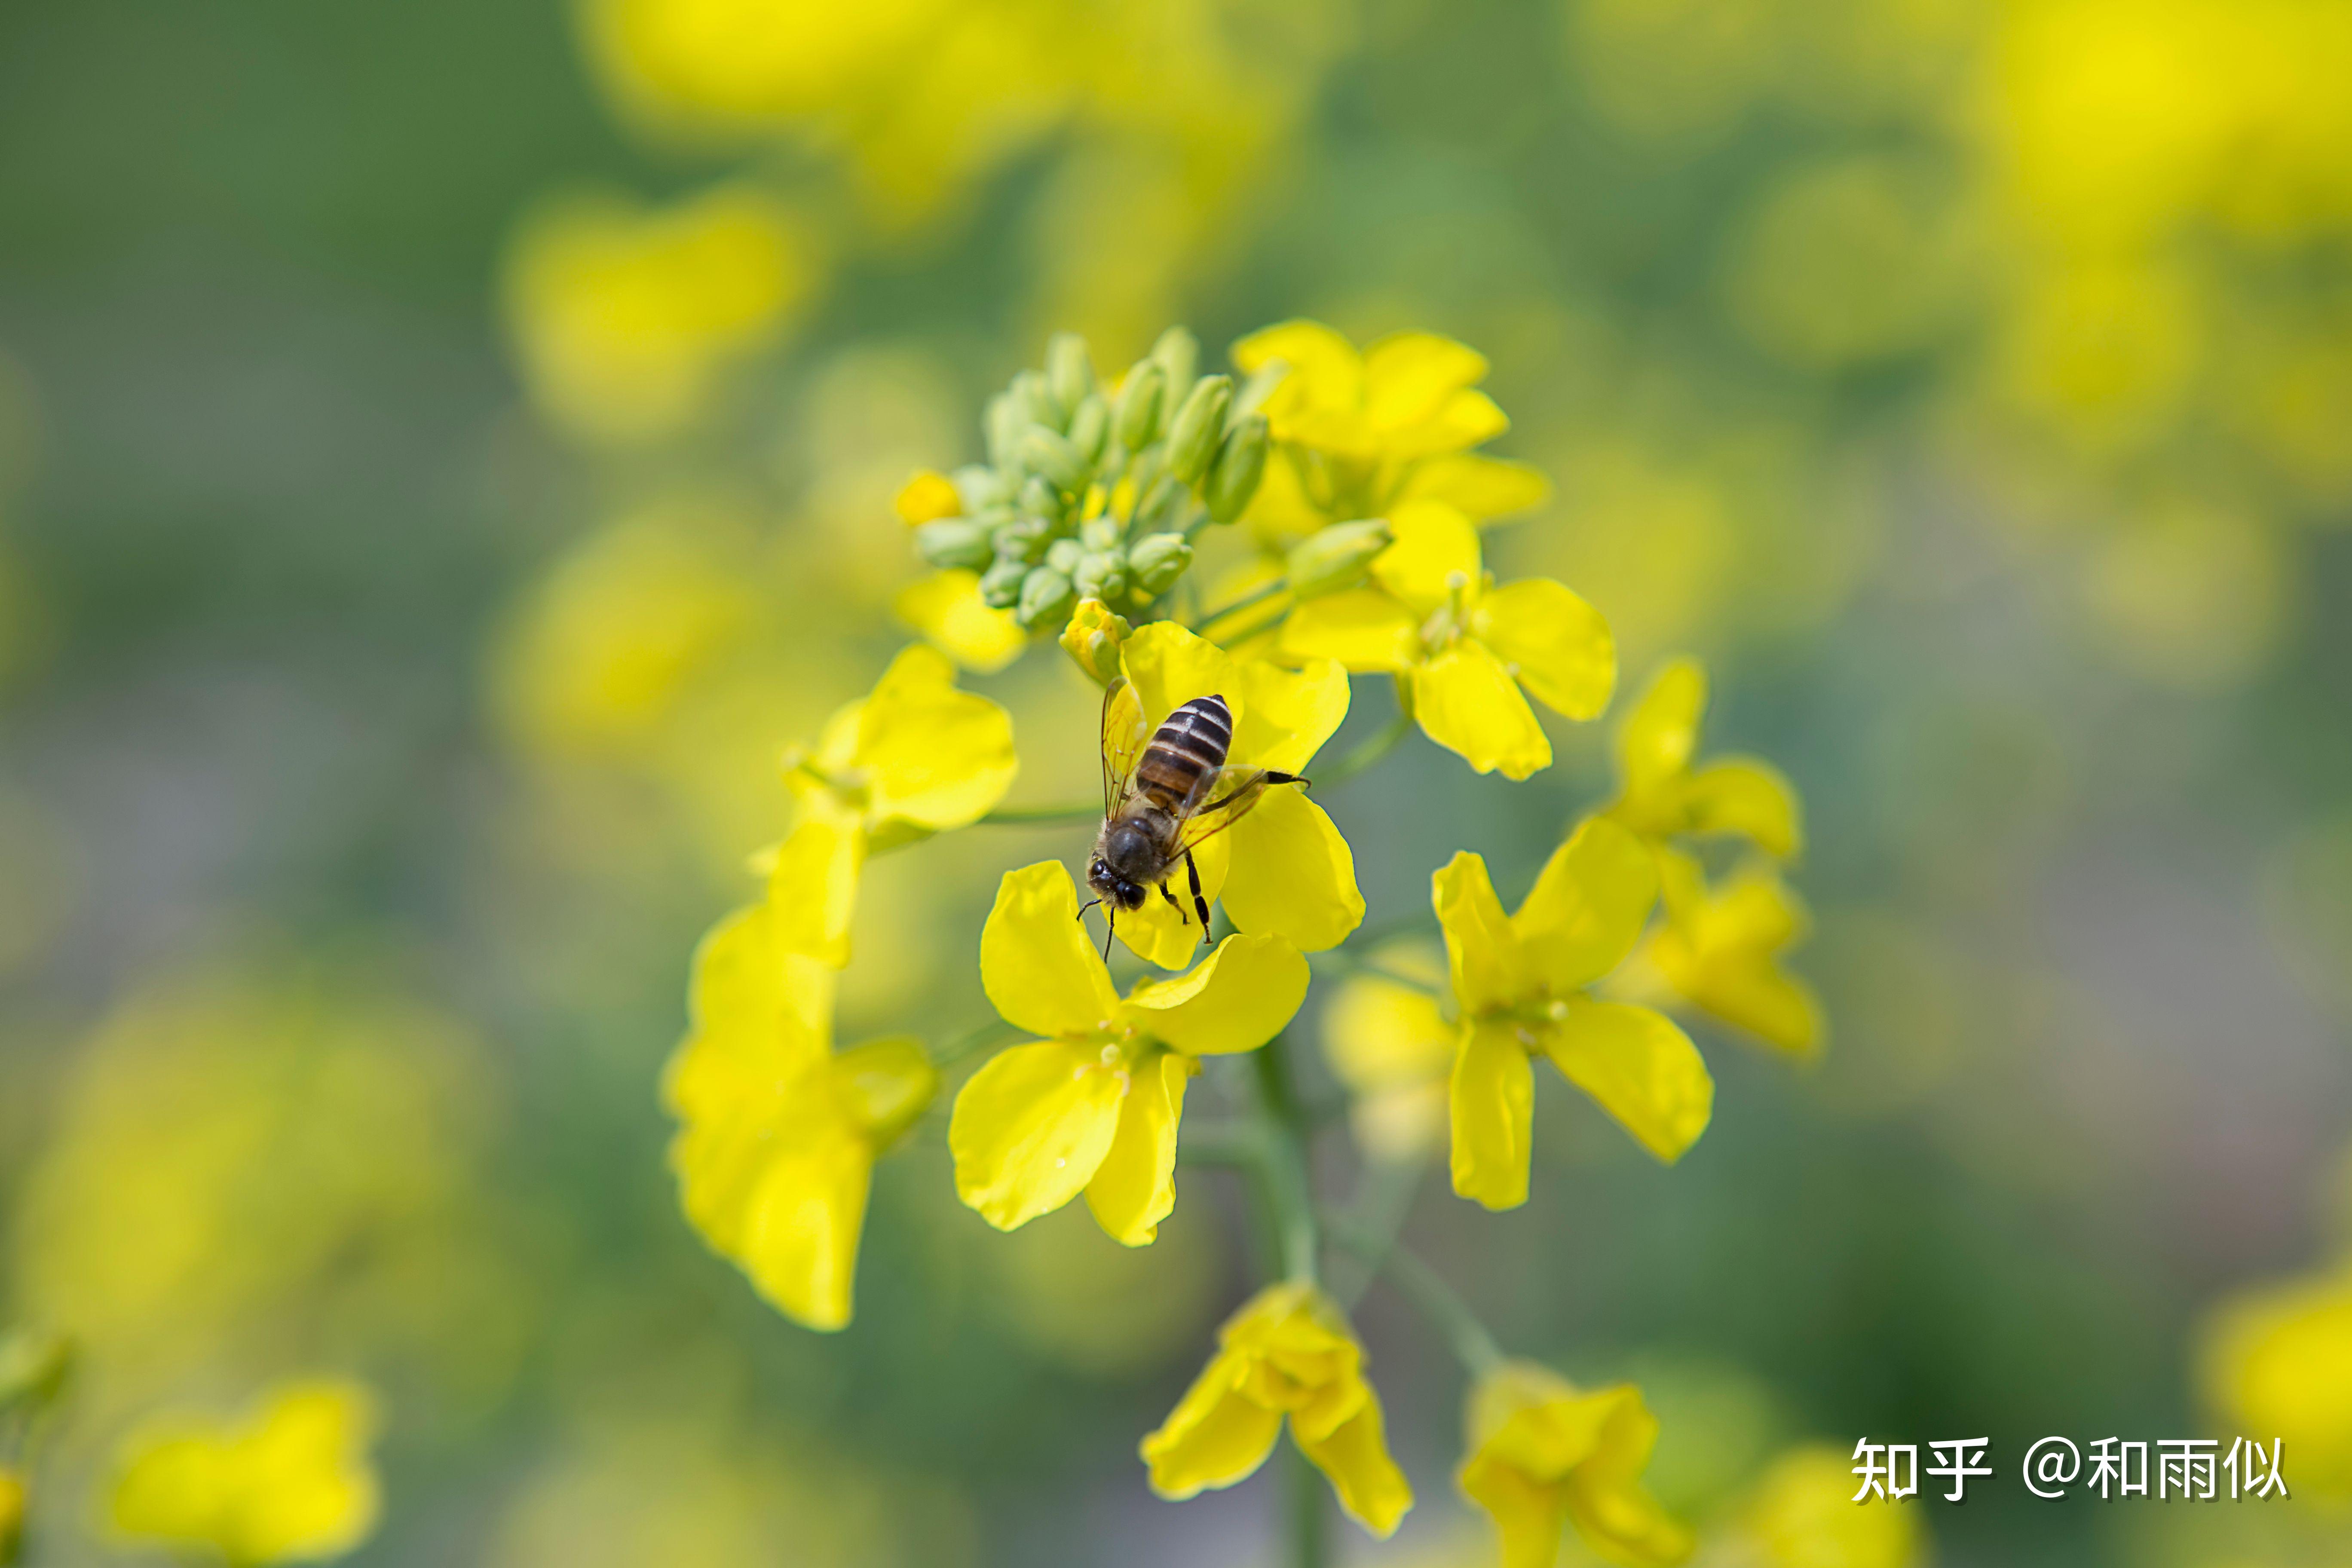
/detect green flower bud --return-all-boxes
[979,559,1029,609]
[1047,332,1094,418]
[1011,369,1060,432]
[1204,412,1270,524]
[1073,551,1128,604]
[952,464,1011,511]
[1021,426,1089,494]
[1017,566,1078,629]
[1045,537,1085,575]
[1115,362,1167,450]
[984,392,1023,468]
[1079,514,1124,551]
[1068,393,1110,469]
[1166,374,1234,486]
[1018,475,1061,520]
[1135,474,1186,531]
[914,519,995,572]
[1151,326,1199,404]
[993,515,1052,563]
[1128,532,1193,595]
[1285,518,1393,598]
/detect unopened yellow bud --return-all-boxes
[894,470,962,526]
[1060,599,1133,686]
[1286,519,1393,599]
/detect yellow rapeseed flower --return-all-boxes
[1141,1281,1413,1537]
[0,1469,23,1567]
[1636,851,1823,1059]
[1232,322,1551,545]
[892,569,1027,674]
[1110,622,1364,970]
[665,903,937,1330]
[1320,942,1453,1162]
[1729,1444,1923,1568]
[1604,659,1801,860]
[951,863,1307,1245]
[1457,1362,1691,1568]
[1283,501,1614,780]
[504,182,815,444]
[2200,1262,2352,1498]
[110,1380,380,1567]
[769,644,1017,965]
[1435,820,1712,1209]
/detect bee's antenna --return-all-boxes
[1101,913,1115,962]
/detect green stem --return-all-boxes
[1328,1156,1428,1312]
[1285,1433,1329,1568]
[1313,706,1413,788]
[1308,946,1442,997]
[1327,1222,1504,1375]
[931,1017,1023,1069]
[1250,1036,1319,1284]
[1195,576,1289,634]
[979,803,1101,827]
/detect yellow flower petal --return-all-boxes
[1242,445,1332,545]
[1279,587,1419,672]
[1219,793,1366,954]
[1394,453,1553,521]
[1543,1000,1712,1163]
[1296,1393,1415,1538]
[1118,620,1233,737]
[1392,387,1510,458]
[1433,851,1534,1015]
[981,862,1122,1038]
[1230,654,1351,774]
[111,1381,382,1566]
[1122,932,1310,1055]
[893,569,1027,674]
[1461,1364,1691,1568]
[1681,758,1804,858]
[1234,320,1366,404]
[1363,332,1490,432]
[1451,1020,1536,1211]
[730,1115,872,1330]
[1737,1446,1922,1568]
[674,904,833,1099]
[856,643,1019,829]
[1084,1049,1194,1246]
[1477,578,1616,721]
[1617,660,1706,806]
[949,1038,1127,1231]
[1140,1353,1286,1500]
[1114,831,1232,971]
[1372,500,1484,614]
[1512,818,1660,991]
[766,809,865,968]
[1411,641,1553,780]
[894,469,961,525]
[1459,1445,1568,1568]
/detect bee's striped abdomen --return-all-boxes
[1136,695,1232,812]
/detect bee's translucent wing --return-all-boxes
[1168,764,1304,857]
[1100,676,1148,816]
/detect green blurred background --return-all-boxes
[3,0,2350,1564]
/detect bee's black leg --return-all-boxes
[1186,849,1211,943]
[1159,882,1185,922]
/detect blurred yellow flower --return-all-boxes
[892,569,1027,674]
[952,862,1307,1245]
[769,644,1018,965]
[1141,1281,1412,1537]
[1435,821,1710,1209]
[1233,321,1549,544]
[0,1469,22,1567]
[2200,1263,2352,1499]
[1321,943,1453,1162]
[110,1380,380,1567]
[1110,622,1363,969]
[1727,1444,1923,1568]
[1457,1362,1690,1568]
[893,469,963,525]
[1636,851,1822,1060]
[1058,597,1132,688]
[665,903,937,1331]
[504,181,815,443]
[1285,501,1614,781]
[1604,658,1801,859]
[493,500,759,758]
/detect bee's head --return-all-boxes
[1086,857,1148,911]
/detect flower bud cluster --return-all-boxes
[909,328,1274,630]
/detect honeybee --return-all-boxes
[1085,676,1306,952]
